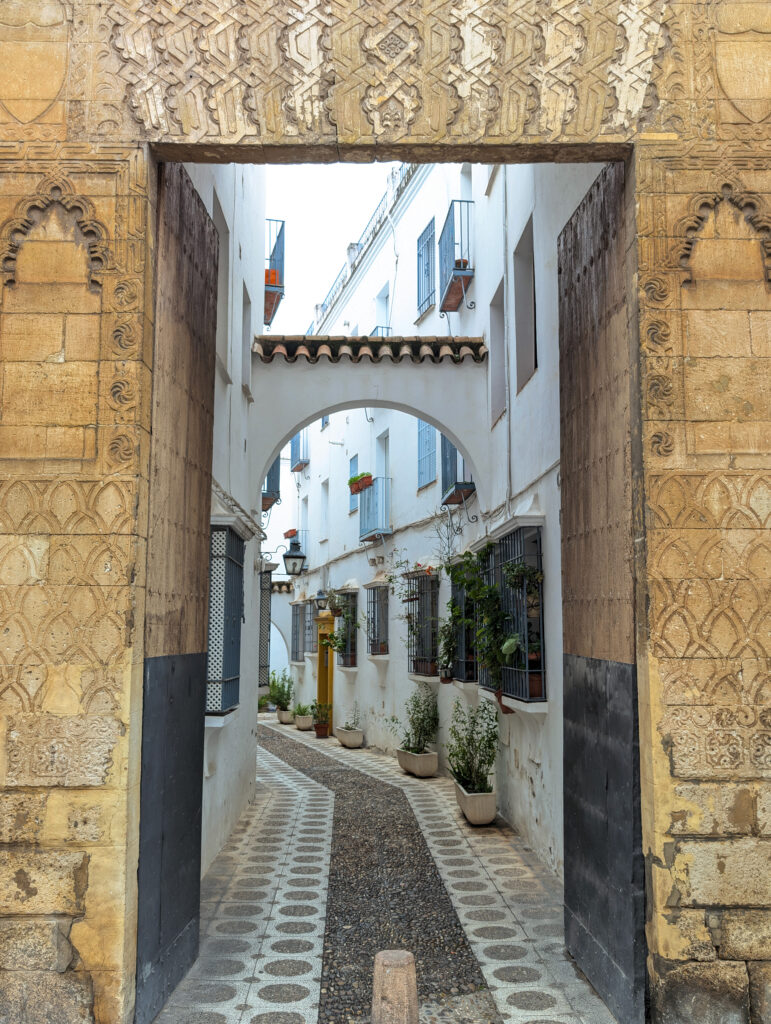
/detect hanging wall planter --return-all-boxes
[358,474,374,491]
[283,528,297,539]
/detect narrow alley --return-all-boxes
[156,723,618,1024]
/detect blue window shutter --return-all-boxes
[417,420,436,487]
[349,454,358,512]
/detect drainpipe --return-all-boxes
[501,165,514,521]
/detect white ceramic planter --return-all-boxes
[396,748,438,778]
[276,709,295,725]
[337,727,364,749]
[295,715,313,731]
[454,781,497,825]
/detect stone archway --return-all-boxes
[0,3,769,1023]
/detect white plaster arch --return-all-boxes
[251,348,491,509]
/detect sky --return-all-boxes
[265,162,399,335]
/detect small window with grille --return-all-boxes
[417,217,435,316]
[206,526,245,714]
[498,525,545,702]
[304,600,318,653]
[337,592,358,668]
[291,603,305,662]
[450,579,477,682]
[367,586,389,655]
[417,419,436,488]
[258,569,272,689]
[406,572,439,675]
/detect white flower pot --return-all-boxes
[276,709,294,724]
[295,715,313,731]
[337,727,364,749]
[396,748,438,778]
[454,780,496,826]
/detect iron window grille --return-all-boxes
[291,603,305,662]
[304,601,318,654]
[451,579,477,682]
[258,569,272,689]
[367,586,389,655]
[406,573,439,676]
[206,526,245,714]
[337,592,358,668]
[417,217,436,316]
[417,419,436,488]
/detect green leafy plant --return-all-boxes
[258,693,270,712]
[446,548,520,689]
[320,627,347,653]
[293,702,311,717]
[311,700,331,725]
[446,698,498,793]
[347,471,372,486]
[269,668,293,711]
[501,559,544,598]
[398,683,438,754]
[342,701,361,730]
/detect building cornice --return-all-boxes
[253,336,487,365]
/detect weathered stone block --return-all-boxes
[653,961,750,1024]
[2,363,98,426]
[4,714,121,787]
[0,791,47,843]
[750,963,771,1024]
[674,839,771,907]
[0,919,73,971]
[659,909,717,962]
[0,969,93,1023]
[0,312,64,361]
[671,783,757,837]
[759,786,771,835]
[0,849,88,915]
[721,912,771,961]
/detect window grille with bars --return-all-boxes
[417,420,436,488]
[477,527,545,702]
[367,586,389,655]
[417,217,435,316]
[406,573,439,675]
[304,601,318,653]
[206,526,245,714]
[337,592,358,668]
[451,579,477,682]
[258,569,272,689]
[291,604,305,662]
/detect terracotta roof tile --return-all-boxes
[253,335,488,365]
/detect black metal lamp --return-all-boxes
[314,589,328,612]
[282,538,306,576]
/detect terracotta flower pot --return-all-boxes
[313,723,330,738]
[358,474,373,490]
[283,528,297,539]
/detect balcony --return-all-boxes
[439,200,474,312]
[369,325,392,338]
[290,429,309,472]
[261,454,281,512]
[359,477,392,543]
[264,219,285,326]
[441,435,475,506]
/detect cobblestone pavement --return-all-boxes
[156,718,618,1024]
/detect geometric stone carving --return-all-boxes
[4,714,120,787]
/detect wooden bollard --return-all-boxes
[371,950,419,1024]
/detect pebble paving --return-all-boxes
[155,717,619,1024]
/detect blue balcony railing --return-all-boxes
[369,325,392,338]
[290,430,309,472]
[441,435,475,506]
[439,200,474,312]
[261,455,281,512]
[264,219,285,326]
[360,477,392,542]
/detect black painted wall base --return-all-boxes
[135,652,207,1024]
[563,653,647,1024]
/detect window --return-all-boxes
[241,283,252,397]
[206,526,244,713]
[489,277,506,423]
[320,479,329,541]
[321,414,330,429]
[451,579,477,682]
[290,429,309,471]
[367,586,389,655]
[349,454,358,513]
[212,192,230,380]
[417,419,436,488]
[291,603,305,662]
[514,216,537,391]
[304,601,318,654]
[417,218,435,316]
[406,573,439,675]
[337,592,358,668]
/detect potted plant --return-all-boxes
[283,528,298,539]
[327,589,343,617]
[446,698,498,825]
[358,472,374,491]
[293,702,313,731]
[311,700,331,738]
[337,701,364,748]
[394,683,439,777]
[270,669,294,724]
[438,599,463,682]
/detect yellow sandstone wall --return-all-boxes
[0,2,768,1022]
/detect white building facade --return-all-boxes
[267,159,604,877]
